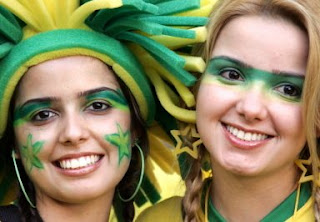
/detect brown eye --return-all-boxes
[274,83,301,99]
[87,101,110,112]
[220,68,244,81]
[32,110,56,121]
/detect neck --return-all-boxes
[36,191,114,222]
[210,162,299,222]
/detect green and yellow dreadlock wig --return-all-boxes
[0,0,215,206]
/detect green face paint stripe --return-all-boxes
[104,123,131,165]
[86,89,129,111]
[13,101,51,126]
[20,133,44,173]
[205,57,304,102]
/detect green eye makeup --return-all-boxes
[86,89,129,111]
[14,101,52,126]
[204,56,305,102]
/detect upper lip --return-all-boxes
[223,122,275,137]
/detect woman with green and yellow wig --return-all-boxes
[0,0,214,221]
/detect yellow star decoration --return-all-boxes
[171,124,202,159]
[201,168,212,180]
[295,158,315,184]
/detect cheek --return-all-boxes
[270,102,304,137]
[196,83,238,122]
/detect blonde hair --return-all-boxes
[183,0,320,221]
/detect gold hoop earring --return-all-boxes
[118,142,145,202]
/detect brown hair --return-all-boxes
[183,0,320,221]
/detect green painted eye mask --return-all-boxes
[86,89,129,111]
[203,56,305,102]
[13,88,129,126]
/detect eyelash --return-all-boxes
[273,83,301,99]
[31,109,57,122]
[85,100,111,112]
[218,68,245,82]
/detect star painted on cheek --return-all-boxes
[20,134,44,172]
[171,124,202,159]
[105,123,131,165]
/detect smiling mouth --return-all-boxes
[55,155,103,170]
[225,124,272,142]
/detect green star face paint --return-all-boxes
[203,56,304,103]
[104,123,131,165]
[85,88,129,112]
[20,133,44,173]
[13,101,52,126]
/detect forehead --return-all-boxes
[212,15,308,75]
[15,56,119,103]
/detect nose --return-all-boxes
[235,86,268,122]
[59,113,89,146]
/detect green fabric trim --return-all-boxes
[0,29,155,137]
[118,32,196,86]
[157,0,200,15]
[208,183,311,222]
[140,175,161,204]
[261,183,311,221]
[0,6,22,44]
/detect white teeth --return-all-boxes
[226,125,268,142]
[59,155,100,169]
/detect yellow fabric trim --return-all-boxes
[285,197,314,222]
[0,0,39,31]
[147,124,180,174]
[112,63,148,121]
[180,55,206,73]
[129,44,196,108]
[32,0,55,30]
[145,68,196,123]
[135,196,184,222]
[147,59,195,107]
[53,0,73,28]
[69,0,123,28]
[151,27,207,50]
[177,0,217,17]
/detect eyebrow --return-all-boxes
[77,86,119,98]
[213,55,305,78]
[19,87,119,108]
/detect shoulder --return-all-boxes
[135,196,183,222]
[0,205,22,222]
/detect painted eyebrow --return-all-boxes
[18,87,120,108]
[18,97,58,109]
[78,86,120,98]
[213,55,305,78]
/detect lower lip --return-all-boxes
[54,156,103,177]
[223,125,269,150]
